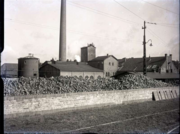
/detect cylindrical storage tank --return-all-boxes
[18,55,40,77]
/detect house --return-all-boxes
[39,61,104,78]
[117,54,179,80]
[88,54,119,77]
[1,63,18,78]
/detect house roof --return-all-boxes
[89,55,118,62]
[1,63,18,70]
[118,56,166,72]
[41,62,103,72]
[172,60,180,70]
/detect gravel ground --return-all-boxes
[4,98,179,133]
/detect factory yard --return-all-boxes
[4,98,179,133]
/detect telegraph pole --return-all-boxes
[142,21,146,76]
[142,21,156,76]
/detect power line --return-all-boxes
[5,18,142,44]
[114,0,145,21]
[147,28,166,45]
[155,24,178,29]
[156,23,179,26]
[141,0,179,15]
[67,1,141,26]
[147,30,163,46]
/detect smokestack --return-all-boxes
[59,0,66,61]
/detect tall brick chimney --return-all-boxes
[59,0,66,61]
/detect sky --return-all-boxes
[2,0,179,64]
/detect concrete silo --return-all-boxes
[18,54,39,77]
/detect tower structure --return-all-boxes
[59,0,66,61]
[81,43,96,62]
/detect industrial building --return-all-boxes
[18,54,40,77]
[1,63,18,78]
[39,61,103,78]
[88,54,119,77]
[81,43,96,62]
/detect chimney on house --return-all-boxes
[124,58,126,62]
[169,54,172,73]
[107,54,109,56]
[165,53,168,73]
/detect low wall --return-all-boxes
[4,87,179,118]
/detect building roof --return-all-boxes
[41,62,103,72]
[172,60,180,70]
[81,43,96,49]
[18,55,39,59]
[1,63,18,70]
[118,56,166,72]
[89,55,118,62]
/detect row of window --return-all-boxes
[109,62,114,66]
[106,72,115,76]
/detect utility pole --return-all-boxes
[142,21,156,76]
[142,21,146,76]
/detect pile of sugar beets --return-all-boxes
[3,74,177,96]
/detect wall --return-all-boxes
[4,87,179,118]
[104,56,118,77]
[61,71,104,79]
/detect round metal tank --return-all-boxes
[18,55,39,77]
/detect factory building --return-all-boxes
[81,43,96,62]
[88,54,119,77]
[1,63,18,78]
[18,54,40,77]
[39,61,103,78]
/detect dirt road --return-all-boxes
[4,99,179,133]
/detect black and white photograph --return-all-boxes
[1,0,179,133]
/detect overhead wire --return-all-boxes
[147,28,166,45]
[155,24,178,29]
[141,0,179,15]
[67,1,141,26]
[5,18,142,44]
[113,0,145,21]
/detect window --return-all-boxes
[147,65,152,69]
[106,72,108,76]
[34,73,37,76]
[109,62,111,65]
[112,62,114,66]
[152,65,157,69]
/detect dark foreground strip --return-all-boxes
[167,125,179,134]
[61,109,179,133]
